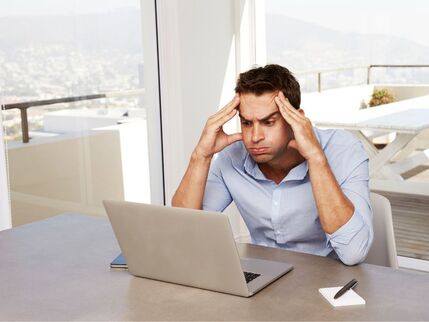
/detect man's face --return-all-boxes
[238,91,294,164]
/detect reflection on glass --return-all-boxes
[0,1,160,226]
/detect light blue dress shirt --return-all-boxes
[203,127,374,265]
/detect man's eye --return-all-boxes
[241,121,251,126]
[264,120,275,126]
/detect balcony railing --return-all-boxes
[2,65,429,143]
[296,64,429,92]
[1,89,144,143]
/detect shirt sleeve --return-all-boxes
[325,143,374,266]
[202,154,233,212]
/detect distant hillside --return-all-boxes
[0,8,142,54]
[2,10,428,68]
[266,14,429,71]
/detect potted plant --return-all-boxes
[369,88,395,107]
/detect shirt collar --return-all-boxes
[244,153,266,180]
[243,127,326,183]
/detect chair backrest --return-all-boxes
[365,192,398,268]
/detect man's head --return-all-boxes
[234,64,301,165]
[235,64,300,109]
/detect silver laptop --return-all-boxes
[103,200,293,297]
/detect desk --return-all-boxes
[311,95,429,180]
[1,214,428,321]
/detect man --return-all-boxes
[172,64,373,265]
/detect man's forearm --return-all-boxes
[308,154,354,234]
[171,152,212,209]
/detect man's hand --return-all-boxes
[275,91,355,235]
[193,94,242,159]
[275,91,324,162]
[172,94,241,209]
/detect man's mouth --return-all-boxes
[249,147,269,155]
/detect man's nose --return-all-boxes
[251,124,264,143]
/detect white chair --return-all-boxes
[364,192,398,268]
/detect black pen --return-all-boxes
[334,278,358,299]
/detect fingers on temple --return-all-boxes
[209,97,240,127]
[275,96,300,124]
[214,108,238,127]
[211,94,240,120]
[278,92,300,116]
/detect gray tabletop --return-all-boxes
[1,213,428,321]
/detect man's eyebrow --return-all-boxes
[259,111,280,121]
[239,111,280,122]
[238,113,249,121]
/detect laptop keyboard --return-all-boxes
[244,271,261,283]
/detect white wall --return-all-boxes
[157,0,250,239]
[158,0,238,201]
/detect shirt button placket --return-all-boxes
[271,187,282,242]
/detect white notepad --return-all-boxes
[319,287,366,307]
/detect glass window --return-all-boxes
[1,0,163,226]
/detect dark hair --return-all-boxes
[235,64,301,109]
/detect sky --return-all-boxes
[0,0,428,47]
[265,0,429,47]
[0,0,139,16]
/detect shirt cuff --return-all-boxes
[325,209,365,246]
